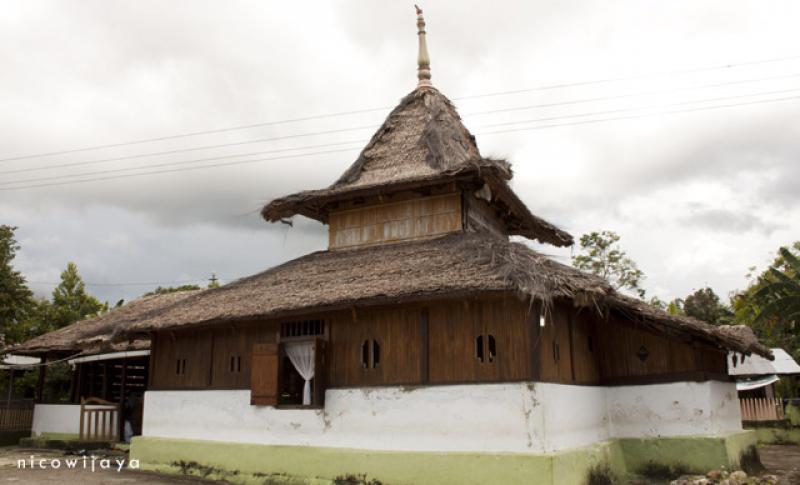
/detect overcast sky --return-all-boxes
[1,0,799,304]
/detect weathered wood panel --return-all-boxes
[463,191,506,237]
[538,303,574,383]
[251,343,280,406]
[151,329,213,389]
[211,325,277,389]
[428,297,530,383]
[327,308,422,387]
[328,193,462,249]
[570,311,600,384]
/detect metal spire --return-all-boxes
[415,5,432,87]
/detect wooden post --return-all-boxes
[35,357,47,403]
[528,300,541,382]
[567,313,576,383]
[119,360,127,440]
[420,308,429,384]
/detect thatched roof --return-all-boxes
[261,87,573,247]
[10,290,202,356]
[114,232,770,359]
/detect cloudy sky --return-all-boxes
[1,0,798,304]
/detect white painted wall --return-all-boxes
[142,381,743,453]
[32,404,81,436]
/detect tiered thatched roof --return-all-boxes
[261,88,573,247]
[113,232,770,358]
[10,290,201,356]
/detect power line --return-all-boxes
[476,93,800,137]
[478,87,800,130]
[27,278,209,287]
[3,93,799,191]
[5,72,800,178]
[462,72,800,118]
[2,140,365,185]
[0,125,379,176]
[0,146,361,190]
[450,53,800,101]
[2,53,800,164]
[4,87,799,188]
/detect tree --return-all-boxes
[144,284,201,296]
[45,262,106,331]
[0,225,34,344]
[733,242,800,397]
[753,245,800,326]
[572,230,646,298]
[683,287,731,325]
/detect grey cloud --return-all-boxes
[681,208,782,234]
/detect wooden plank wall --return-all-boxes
[427,297,530,383]
[149,295,729,391]
[328,193,462,249]
[327,308,423,387]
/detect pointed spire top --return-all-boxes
[415,5,432,88]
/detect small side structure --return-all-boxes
[9,291,199,443]
[117,9,772,485]
[729,348,800,429]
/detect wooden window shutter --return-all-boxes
[250,343,280,406]
[313,338,327,407]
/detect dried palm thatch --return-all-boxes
[114,232,770,358]
[10,290,202,356]
[261,87,573,247]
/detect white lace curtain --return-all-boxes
[285,341,315,405]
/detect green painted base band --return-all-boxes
[130,432,757,485]
[748,427,800,445]
[31,432,80,441]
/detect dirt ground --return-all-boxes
[759,445,800,484]
[0,446,220,484]
[0,444,798,484]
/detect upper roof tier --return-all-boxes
[261,87,574,247]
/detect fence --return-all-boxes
[739,397,786,421]
[0,400,34,432]
[79,397,119,442]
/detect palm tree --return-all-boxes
[754,246,800,325]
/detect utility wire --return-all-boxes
[462,72,800,117]
[3,87,799,188]
[27,278,214,287]
[3,93,800,191]
[0,125,379,176]
[2,53,800,164]
[478,87,800,130]
[476,93,800,137]
[0,147,361,190]
[2,140,366,185]
[5,72,800,178]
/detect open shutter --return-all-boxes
[313,338,327,406]
[251,343,280,406]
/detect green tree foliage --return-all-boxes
[666,298,684,316]
[733,242,800,397]
[144,284,201,296]
[0,225,34,345]
[572,230,646,298]
[683,287,732,325]
[45,262,106,331]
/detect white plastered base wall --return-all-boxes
[31,404,81,437]
[142,381,742,453]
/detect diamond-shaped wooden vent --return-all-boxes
[636,346,650,362]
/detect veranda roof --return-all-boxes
[114,232,770,359]
[10,290,202,356]
[728,348,800,376]
[261,88,573,247]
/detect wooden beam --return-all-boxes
[35,357,47,404]
[528,301,541,382]
[420,308,430,384]
[567,312,576,383]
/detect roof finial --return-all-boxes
[415,5,432,87]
